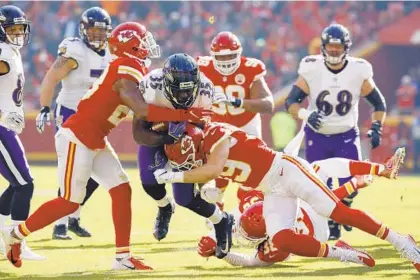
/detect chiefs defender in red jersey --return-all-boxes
[0,22,211,270]
[154,123,420,272]
[197,31,274,204]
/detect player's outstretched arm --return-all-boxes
[116,78,213,124]
[243,77,274,113]
[154,138,230,184]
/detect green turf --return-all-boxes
[0,166,419,279]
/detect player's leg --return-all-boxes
[283,154,420,271]
[2,133,92,267]
[138,145,174,241]
[92,142,152,270]
[172,182,233,258]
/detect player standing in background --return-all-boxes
[1,21,207,270]
[285,24,387,240]
[133,53,234,259]
[0,5,44,260]
[197,31,274,207]
[36,6,113,241]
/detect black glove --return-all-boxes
[307,111,324,130]
[367,121,382,149]
[230,98,243,108]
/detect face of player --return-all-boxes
[86,26,108,50]
[213,53,240,75]
[5,24,27,48]
[324,43,346,66]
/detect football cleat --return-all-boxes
[335,240,375,267]
[1,226,22,268]
[68,218,92,237]
[214,212,234,259]
[20,239,46,260]
[52,224,72,240]
[112,256,153,270]
[380,147,406,179]
[153,198,175,241]
[394,234,420,272]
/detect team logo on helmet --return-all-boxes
[235,73,245,85]
[117,30,137,43]
[180,135,194,155]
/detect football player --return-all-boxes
[132,53,234,259]
[1,22,210,269]
[197,31,274,208]
[196,155,404,266]
[0,5,45,260]
[285,24,387,239]
[36,6,113,241]
[154,123,419,272]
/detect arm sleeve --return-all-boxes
[223,252,272,267]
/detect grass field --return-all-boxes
[0,166,419,280]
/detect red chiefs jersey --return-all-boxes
[197,56,266,128]
[63,57,148,150]
[203,122,276,188]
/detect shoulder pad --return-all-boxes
[298,55,323,79]
[242,57,266,81]
[58,37,84,62]
[0,43,16,61]
[197,56,213,67]
[349,57,373,80]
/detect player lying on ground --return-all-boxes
[196,155,402,266]
[154,122,420,272]
[1,22,212,270]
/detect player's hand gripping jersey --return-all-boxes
[198,56,266,131]
[63,57,147,149]
[298,55,373,134]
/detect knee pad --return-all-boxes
[142,183,166,201]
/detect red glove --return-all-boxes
[147,105,213,124]
[183,108,213,124]
[197,236,216,257]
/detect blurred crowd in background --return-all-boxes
[4,0,420,111]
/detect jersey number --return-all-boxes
[220,159,251,183]
[316,90,352,116]
[213,85,246,115]
[12,74,24,107]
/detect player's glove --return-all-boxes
[228,97,243,108]
[197,236,216,257]
[154,169,184,184]
[307,111,324,130]
[181,108,213,124]
[367,121,382,149]
[0,111,24,134]
[36,106,51,134]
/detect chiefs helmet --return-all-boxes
[238,189,264,213]
[108,22,161,60]
[210,31,242,75]
[164,124,206,171]
[235,201,267,247]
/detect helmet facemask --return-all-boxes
[80,21,111,51]
[140,31,161,58]
[211,48,242,75]
[2,22,30,49]
[322,42,348,65]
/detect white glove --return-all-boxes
[0,111,25,134]
[154,169,184,184]
[35,106,51,134]
[200,180,223,204]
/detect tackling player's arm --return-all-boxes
[40,56,77,108]
[243,77,274,113]
[115,78,212,124]
[131,117,179,146]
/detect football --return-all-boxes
[151,122,169,133]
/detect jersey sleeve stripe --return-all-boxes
[118,66,144,82]
[253,70,267,82]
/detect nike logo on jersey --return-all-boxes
[344,139,353,143]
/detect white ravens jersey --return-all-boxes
[141,68,221,110]
[0,42,25,118]
[56,37,112,110]
[299,55,373,135]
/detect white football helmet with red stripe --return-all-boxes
[210,31,242,75]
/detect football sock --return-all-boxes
[11,182,34,221]
[272,229,328,257]
[109,183,131,256]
